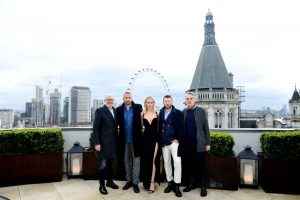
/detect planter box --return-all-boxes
[82,151,98,180]
[207,155,239,190]
[0,152,63,186]
[261,157,300,194]
[82,150,126,181]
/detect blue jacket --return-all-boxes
[158,106,184,146]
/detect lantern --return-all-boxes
[238,145,259,188]
[66,142,85,178]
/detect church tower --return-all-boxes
[289,86,300,127]
[188,11,241,128]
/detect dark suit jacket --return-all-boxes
[93,105,118,159]
[158,105,184,147]
[181,106,211,154]
[116,102,143,157]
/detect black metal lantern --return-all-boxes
[238,145,259,188]
[66,142,85,178]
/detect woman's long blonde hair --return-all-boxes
[143,96,156,113]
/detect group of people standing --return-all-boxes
[93,91,211,198]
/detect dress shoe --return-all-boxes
[133,184,140,193]
[183,184,196,192]
[200,188,207,197]
[174,184,182,197]
[99,185,108,195]
[106,180,119,189]
[122,181,133,190]
[164,181,173,193]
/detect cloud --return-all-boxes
[0,0,300,111]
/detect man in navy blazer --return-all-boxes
[158,95,184,198]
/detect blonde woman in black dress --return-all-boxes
[141,96,161,193]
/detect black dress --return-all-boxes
[141,117,161,189]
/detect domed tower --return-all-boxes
[188,10,241,128]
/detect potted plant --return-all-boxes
[260,131,300,194]
[82,131,98,180]
[0,128,64,186]
[207,131,239,190]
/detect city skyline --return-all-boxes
[0,0,300,111]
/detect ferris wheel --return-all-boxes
[127,67,170,93]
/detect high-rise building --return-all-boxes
[25,102,33,118]
[0,109,14,129]
[35,85,43,102]
[32,86,45,127]
[91,99,104,122]
[63,97,70,125]
[70,86,91,125]
[188,11,241,128]
[49,88,61,126]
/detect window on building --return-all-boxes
[214,110,223,128]
[228,111,233,128]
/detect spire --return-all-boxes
[190,11,232,90]
[290,86,300,102]
[204,9,216,46]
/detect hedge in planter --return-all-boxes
[260,131,300,194]
[207,132,239,190]
[0,128,64,186]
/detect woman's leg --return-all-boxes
[150,143,158,191]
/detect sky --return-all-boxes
[0,0,300,111]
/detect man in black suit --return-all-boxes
[180,92,211,197]
[93,96,119,195]
[116,91,143,193]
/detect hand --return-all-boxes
[205,145,210,151]
[172,139,179,144]
[95,144,101,152]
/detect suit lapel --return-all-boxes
[104,105,115,124]
[194,107,201,131]
[183,109,187,122]
[113,108,117,122]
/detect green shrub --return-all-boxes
[0,128,64,154]
[209,131,235,157]
[261,131,300,160]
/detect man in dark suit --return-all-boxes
[116,91,143,193]
[93,96,119,195]
[180,92,211,197]
[158,95,184,198]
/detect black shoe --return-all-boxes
[133,184,140,193]
[183,184,196,192]
[122,181,133,190]
[200,188,207,197]
[99,185,108,195]
[174,184,182,198]
[106,180,119,189]
[164,181,173,193]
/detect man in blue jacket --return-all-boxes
[158,95,184,197]
[116,91,143,193]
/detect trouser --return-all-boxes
[183,151,208,188]
[162,142,182,184]
[96,153,116,185]
[124,143,140,185]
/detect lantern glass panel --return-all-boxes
[240,159,258,185]
[68,152,83,176]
